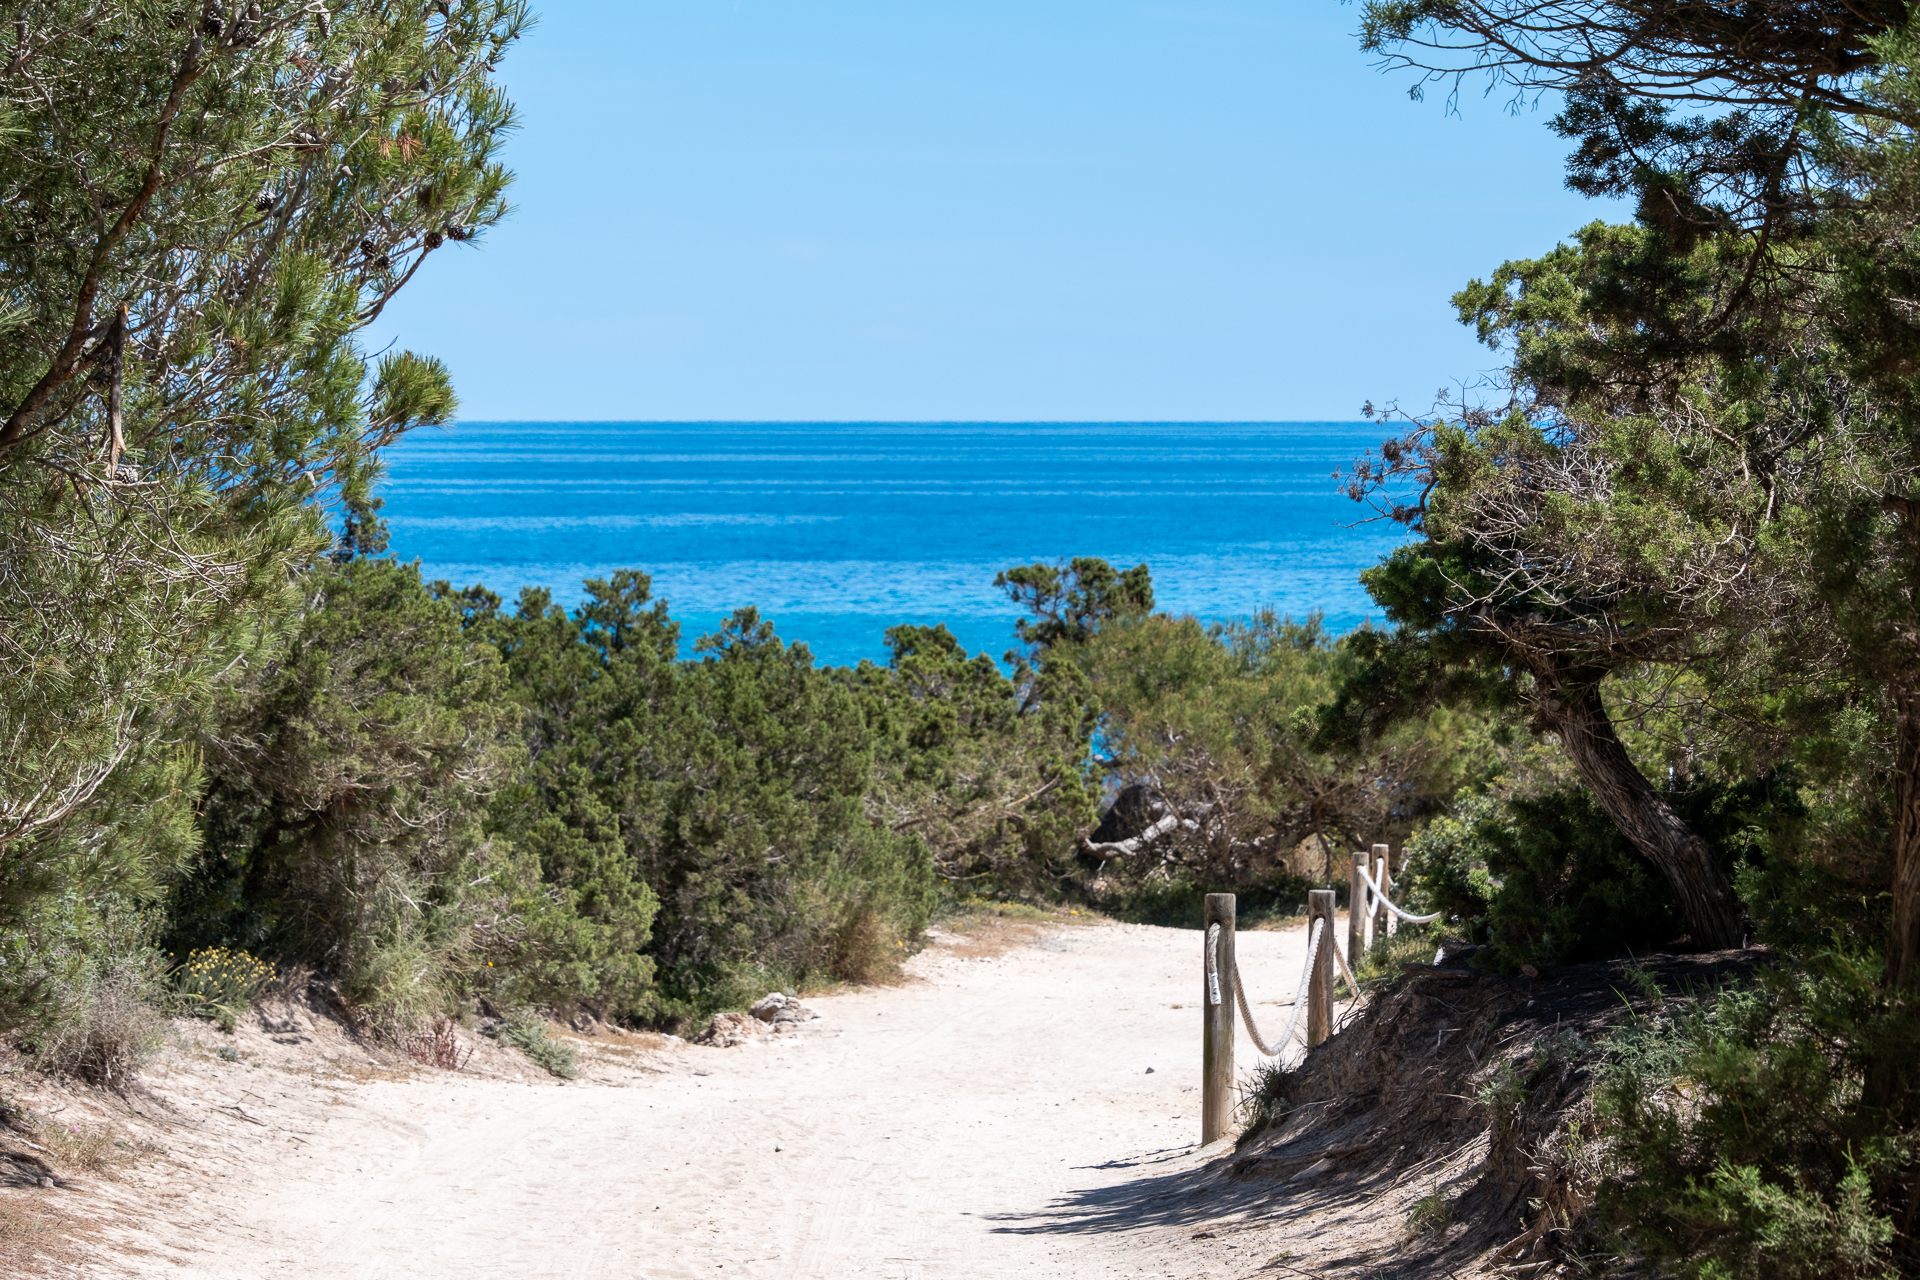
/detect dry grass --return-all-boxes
[0,1196,57,1266]
[0,1183,107,1276]
[1239,907,1311,933]
[927,916,1044,963]
[581,1027,676,1050]
[401,1019,471,1071]
[317,1056,412,1084]
[552,1026,676,1061]
[827,905,903,986]
[1353,919,1449,986]
[925,897,1097,963]
[0,1194,50,1240]
[27,1121,118,1175]
[944,897,1068,926]
[41,975,164,1088]
[0,1089,140,1181]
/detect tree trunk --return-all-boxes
[1536,668,1745,951]
[1872,687,1920,1271]
[1889,685,1920,990]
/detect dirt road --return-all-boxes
[83,917,1328,1278]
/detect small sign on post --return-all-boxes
[1202,892,1236,1145]
[1307,889,1335,1047]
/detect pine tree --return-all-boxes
[0,1,525,854]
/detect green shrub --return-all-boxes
[465,580,937,1026]
[1479,787,1688,969]
[172,947,274,1031]
[1405,1190,1454,1236]
[0,745,201,1043]
[1406,778,1797,971]
[1354,920,1445,984]
[853,620,1101,896]
[1402,791,1505,926]
[35,957,166,1086]
[1594,956,1915,1280]
[1237,1056,1302,1145]
[1405,785,1683,967]
[495,1012,578,1080]
[174,558,527,1029]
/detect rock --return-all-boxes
[750,993,819,1026]
[695,1011,767,1048]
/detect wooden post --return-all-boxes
[1348,853,1368,974]
[1307,889,1334,1047]
[1202,893,1236,1145]
[1372,842,1393,939]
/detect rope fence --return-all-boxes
[1200,844,1440,1140]
[1357,861,1441,925]
[1209,916,1321,1058]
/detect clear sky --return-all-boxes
[364,1,1624,422]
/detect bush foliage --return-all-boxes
[172,948,275,1032]
[1596,959,1917,1280]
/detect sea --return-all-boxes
[375,421,1409,667]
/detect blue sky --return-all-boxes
[365,1,1624,422]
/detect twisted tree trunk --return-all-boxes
[1869,688,1920,1267]
[1533,662,1745,951]
[1889,686,1920,990]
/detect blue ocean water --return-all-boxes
[375,421,1408,666]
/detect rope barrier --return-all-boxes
[1357,863,1442,925]
[1206,861,1430,1061]
[1255,917,1322,1057]
[1208,917,1331,1058]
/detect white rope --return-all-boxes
[1357,863,1442,925]
[1207,914,1370,1060]
[1218,917,1325,1058]
[1205,922,1225,1009]
[1265,917,1323,1056]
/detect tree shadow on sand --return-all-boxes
[981,1144,1370,1237]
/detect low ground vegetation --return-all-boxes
[489,1011,579,1080]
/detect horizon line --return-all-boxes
[439,418,1383,426]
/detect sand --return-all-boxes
[45,915,1342,1278]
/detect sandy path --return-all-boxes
[89,917,1333,1279]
